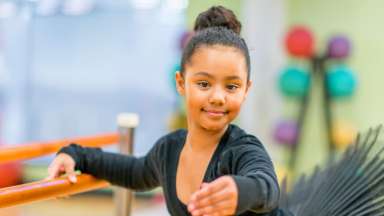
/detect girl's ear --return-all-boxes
[243,80,252,100]
[175,71,185,96]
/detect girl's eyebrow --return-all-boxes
[225,75,242,80]
[194,72,242,80]
[194,71,213,78]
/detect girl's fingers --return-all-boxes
[188,176,238,215]
[190,200,234,216]
[192,189,230,209]
[201,182,209,188]
[47,159,61,180]
[64,160,77,183]
[46,154,77,183]
[191,177,229,201]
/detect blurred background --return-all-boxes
[0,0,383,215]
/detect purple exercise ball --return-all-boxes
[274,120,299,147]
[327,35,351,59]
[179,31,193,51]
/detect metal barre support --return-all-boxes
[115,113,139,216]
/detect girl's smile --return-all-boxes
[202,108,229,118]
[176,45,251,132]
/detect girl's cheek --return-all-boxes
[229,94,244,105]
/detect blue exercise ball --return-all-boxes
[279,66,311,98]
[326,66,357,98]
[169,63,181,94]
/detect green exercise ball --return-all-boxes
[326,66,357,98]
[279,66,311,98]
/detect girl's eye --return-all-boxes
[197,81,210,88]
[226,84,239,91]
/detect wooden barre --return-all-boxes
[0,174,110,208]
[0,133,119,163]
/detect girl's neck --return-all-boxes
[185,123,228,153]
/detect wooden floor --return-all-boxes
[0,194,169,216]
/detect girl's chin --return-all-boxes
[200,122,228,132]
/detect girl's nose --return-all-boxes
[208,87,226,106]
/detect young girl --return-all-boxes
[47,6,283,216]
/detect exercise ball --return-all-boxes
[326,65,357,98]
[332,121,357,150]
[279,66,311,98]
[179,31,194,51]
[0,162,22,187]
[275,164,291,183]
[273,120,299,147]
[169,63,181,95]
[285,26,314,58]
[327,35,351,59]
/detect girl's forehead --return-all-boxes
[187,45,247,79]
[192,45,242,58]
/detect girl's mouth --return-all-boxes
[202,108,228,117]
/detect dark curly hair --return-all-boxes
[180,6,250,81]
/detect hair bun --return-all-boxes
[194,6,241,35]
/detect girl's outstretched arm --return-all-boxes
[47,137,165,191]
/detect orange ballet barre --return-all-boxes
[0,113,139,216]
[0,174,110,208]
[0,133,119,163]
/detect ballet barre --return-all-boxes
[0,113,139,216]
[0,174,109,208]
[0,133,119,163]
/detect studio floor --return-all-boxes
[0,193,169,216]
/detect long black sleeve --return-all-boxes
[218,136,280,215]
[58,139,163,191]
[56,126,281,215]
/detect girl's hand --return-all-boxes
[46,153,77,183]
[188,176,238,216]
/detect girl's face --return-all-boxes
[176,45,251,132]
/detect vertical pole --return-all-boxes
[115,113,139,216]
[319,57,336,161]
[288,57,315,177]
